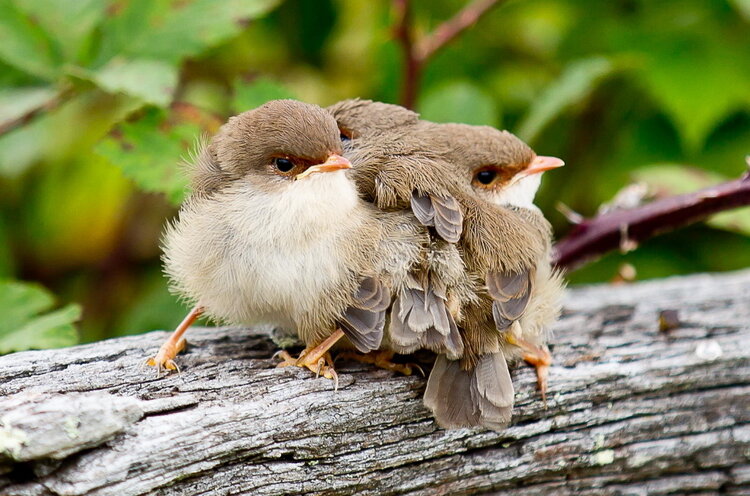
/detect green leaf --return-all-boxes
[419,80,499,127]
[0,86,58,125]
[632,164,750,236]
[95,109,198,205]
[639,39,750,152]
[517,57,615,143]
[0,0,60,80]
[14,0,106,64]
[98,0,282,64]
[86,58,179,107]
[232,77,296,113]
[0,90,141,178]
[0,280,80,354]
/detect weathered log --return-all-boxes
[1,270,749,496]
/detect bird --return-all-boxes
[327,99,480,365]
[327,99,560,429]
[418,122,565,428]
[147,99,426,384]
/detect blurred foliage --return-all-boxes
[0,0,748,350]
[0,280,79,354]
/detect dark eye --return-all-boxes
[339,128,353,142]
[273,157,294,172]
[475,169,497,185]
[340,133,350,142]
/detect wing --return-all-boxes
[486,269,534,332]
[338,277,391,353]
[411,192,463,243]
[388,275,464,359]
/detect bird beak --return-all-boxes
[523,156,565,176]
[296,154,352,180]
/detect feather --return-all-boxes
[430,194,463,243]
[338,277,390,353]
[410,192,463,243]
[424,353,513,430]
[424,355,478,428]
[410,192,435,226]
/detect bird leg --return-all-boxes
[146,305,205,375]
[336,350,424,376]
[275,329,345,389]
[514,337,552,405]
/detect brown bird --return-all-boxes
[148,100,426,383]
[328,99,556,429]
[328,99,481,365]
[419,122,565,428]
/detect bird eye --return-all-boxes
[273,157,294,173]
[339,128,353,142]
[475,169,497,185]
[340,133,350,142]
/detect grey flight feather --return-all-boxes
[487,270,534,329]
[388,281,464,358]
[410,192,463,244]
[338,277,390,353]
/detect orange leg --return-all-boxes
[337,350,424,376]
[276,329,345,389]
[515,337,552,405]
[146,306,204,375]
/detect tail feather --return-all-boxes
[424,353,514,430]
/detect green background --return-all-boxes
[0,0,748,351]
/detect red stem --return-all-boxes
[552,171,750,271]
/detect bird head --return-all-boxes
[425,124,563,208]
[191,99,352,195]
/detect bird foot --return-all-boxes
[520,343,552,406]
[276,349,339,390]
[145,337,187,375]
[337,350,424,377]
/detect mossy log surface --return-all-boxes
[1,270,749,495]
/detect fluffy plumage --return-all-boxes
[163,100,422,355]
[328,99,562,430]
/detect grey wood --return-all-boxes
[1,269,749,495]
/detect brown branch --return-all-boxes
[552,168,750,271]
[393,0,420,110]
[416,0,504,62]
[393,0,505,109]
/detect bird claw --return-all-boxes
[145,338,186,376]
[520,343,552,406]
[276,349,339,390]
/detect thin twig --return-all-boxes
[393,0,420,109]
[416,0,505,62]
[552,168,750,271]
[0,88,70,136]
[393,0,505,109]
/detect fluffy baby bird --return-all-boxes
[149,100,426,382]
[328,99,554,429]
[420,122,565,428]
[328,99,478,364]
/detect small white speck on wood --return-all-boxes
[1,270,749,495]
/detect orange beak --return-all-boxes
[296,154,352,180]
[523,155,565,176]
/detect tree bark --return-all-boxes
[1,270,749,496]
